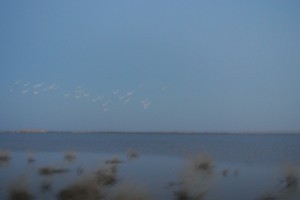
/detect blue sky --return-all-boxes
[1,1,300,132]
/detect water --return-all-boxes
[0,132,300,200]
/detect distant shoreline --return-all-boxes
[0,130,299,135]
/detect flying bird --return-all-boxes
[161,84,170,91]
[34,83,44,88]
[141,98,151,109]
[22,89,29,94]
[127,91,134,96]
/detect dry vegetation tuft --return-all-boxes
[105,156,123,165]
[39,166,69,176]
[174,153,215,200]
[40,180,52,193]
[57,178,102,200]
[8,177,34,200]
[109,183,150,200]
[282,164,299,189]
[64,150,77,163]
[127,148,139,161]
[0,149,11,163]
[95,166,118,186]
[27,151,36,163]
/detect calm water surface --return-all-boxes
[0,133,300,200]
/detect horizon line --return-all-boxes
[0,129,300,135]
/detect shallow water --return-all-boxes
[0,133,300,200]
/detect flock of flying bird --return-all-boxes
[9,80,170,112]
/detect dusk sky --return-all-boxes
[1,1,299,132]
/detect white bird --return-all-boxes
[45,83,57,91]
[119,95,125,100]
[123,98,131,105]
[112,90,119,95]
[141,98,151,109]
[34,83,44,88]
[33,90,39,95]
[24,83,31,87]
[92,95,103,103]
[102,101,110,107]
[127,91,134,96]
[139,83,144,88]
[22,89,29,94]
[15,80,22,85]
[161,84,170,91]
[103,107,110,112]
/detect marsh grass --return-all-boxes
[95,165,118,186]
[64,150,77,163]
[27,151,36,163]
[127,148,139,161]
[259,163,300,200]
[57,178,102,200]
[40,180,52,193]
[8,187,34,200]
[39,166,69,176]
[281,164,299,189]
[8,177,34,200]
[0,149,11,165]
[221,169,229,176]
[189,154,214,173]
[174,189,207,200]
[258,193,277,200]
[76,166,84,176]
[174,153,215,200]
[105,156,123,165]
[108,183,150,200]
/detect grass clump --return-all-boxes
[40,180,52,193]
[39,166,69,176]
[95,166,118,186]
[0,149,11,164]
[27,151,36,163]
[190,154,214,173]
[8,187,34,200]
[109,183,150,200]
[105,156,123,165]
[282,164,298,189]
[258,193,277,200]
[64,150,77,163]
[8,177,34,200]
[173,153,215,200]
[221,169,229,176]
[57,178,102,200]
[127,148,139,161]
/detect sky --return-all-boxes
[0,1,300,132]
